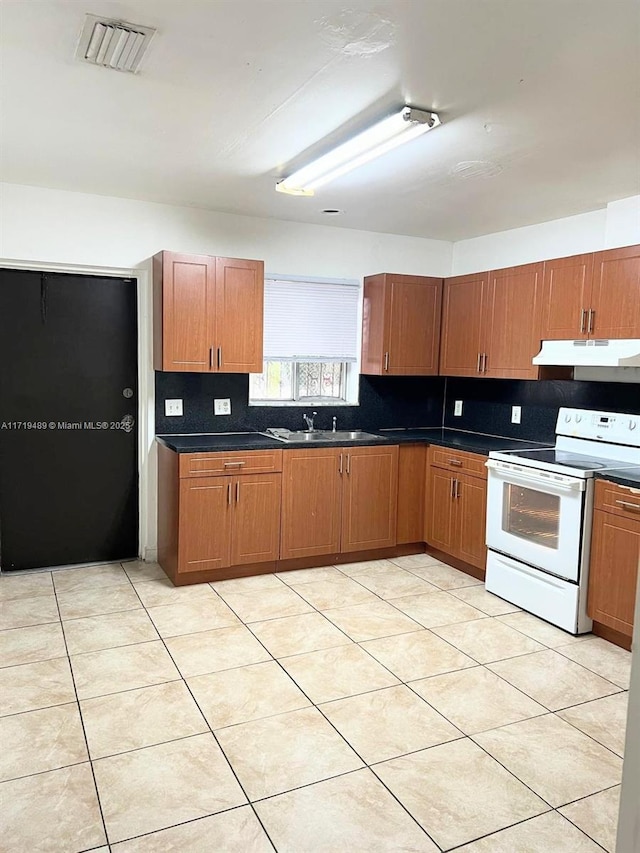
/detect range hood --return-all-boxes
[533,339,640,367]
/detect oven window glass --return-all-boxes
[502,484,560,549]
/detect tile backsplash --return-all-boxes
[155,371,640,444]
[155,373,445,435]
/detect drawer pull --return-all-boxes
[223,461,246,468]
[449,459,463,467]
[615,499,640,512]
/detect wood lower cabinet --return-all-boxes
[540,244,640,341]
[362,274,442,375]
[397,444,427,544]
[341,445,398,552]
[587,480,640,639]
[280,444,399,559]
[158,444,281,580]
[425,447,488,571]
[154,251,264,373]
[280,448,343,559]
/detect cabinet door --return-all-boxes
[230,474,281,566]
[178,476,230,573]
[590,245,640,339]
[397,444,427,544]
[455,473,487,570]
[156,252,216,372]
[425,466,456,552]
[341,445,398,552]
[215,257,264,373]
[361,274,387,375]
[587,509,639,636]
[484,263,543,379]
[440,274,486,376]
[280,449,342,559]
[541,253,593,340]
[386,277,442,375]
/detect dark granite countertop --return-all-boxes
[594,467,640,490]
[157,428,549,455]
[377,428,549,455]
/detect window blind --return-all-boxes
[263,277,360,362]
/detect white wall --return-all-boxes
[0,182,452,277]
[451,195,640,275]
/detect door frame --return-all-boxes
[0,257,154,561]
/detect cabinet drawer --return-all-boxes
[179,449,283,478]
[429,446,488,478]
[595,479,640,521]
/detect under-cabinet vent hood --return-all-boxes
[533,339,640,367]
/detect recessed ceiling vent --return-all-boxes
[75,14,156,73]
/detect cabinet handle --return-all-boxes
[588,309,595,334]
[236,481,240,503]
[481,353,487,373]
[449,459,463,467]
[223,461,245,468]
[580,308,588,334]
[346,454,351,475]
[338,453,343,475]
[217,347,222,368]
[450,477,456,498]
[615,499,640,512]
[455,479,461,498]
[227,483,232,505]
[209,347,214,369]
[477,352,482,373]
[384,352,389,372]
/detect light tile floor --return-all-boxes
[0,555,631,852]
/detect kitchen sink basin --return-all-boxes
[268,429,382,443]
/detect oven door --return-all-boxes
[486,460,586,581]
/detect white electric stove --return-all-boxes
[485,407,640,633]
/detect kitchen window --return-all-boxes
[249,275,361,406]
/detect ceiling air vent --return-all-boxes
[75,14,156,73]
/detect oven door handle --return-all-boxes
[486,460,586,492]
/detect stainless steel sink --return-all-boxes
[329,430,381,441]
[285,431,333,442]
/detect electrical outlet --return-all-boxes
[511,405,521,424]
[214,398,231,416]
[454,400,463,417]
[164,399,183,417]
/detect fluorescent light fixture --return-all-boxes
[276,106,441,196]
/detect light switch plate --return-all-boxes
[214,398,232,416]
[511,405,521,424]
[165,399,183,417]
[454,400,463,417]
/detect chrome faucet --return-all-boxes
[303,411,318,432]
[332,416,337,432]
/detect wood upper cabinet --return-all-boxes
[362,274,442,375]
[587,480,640,638]
[425,447,488,571]
[153,250,264,373]
[440,273,487,376]
[440,265,542,379]
[342,445,398,552]
[540,244,640,341]
[541,253,594,340]
[280,448,343,560]
[590,245,640,339]
[483,263,543,379]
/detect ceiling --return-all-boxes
[1,0,639,240]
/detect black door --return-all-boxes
[0,269,138,570]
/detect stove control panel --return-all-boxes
[557,408,640,446]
